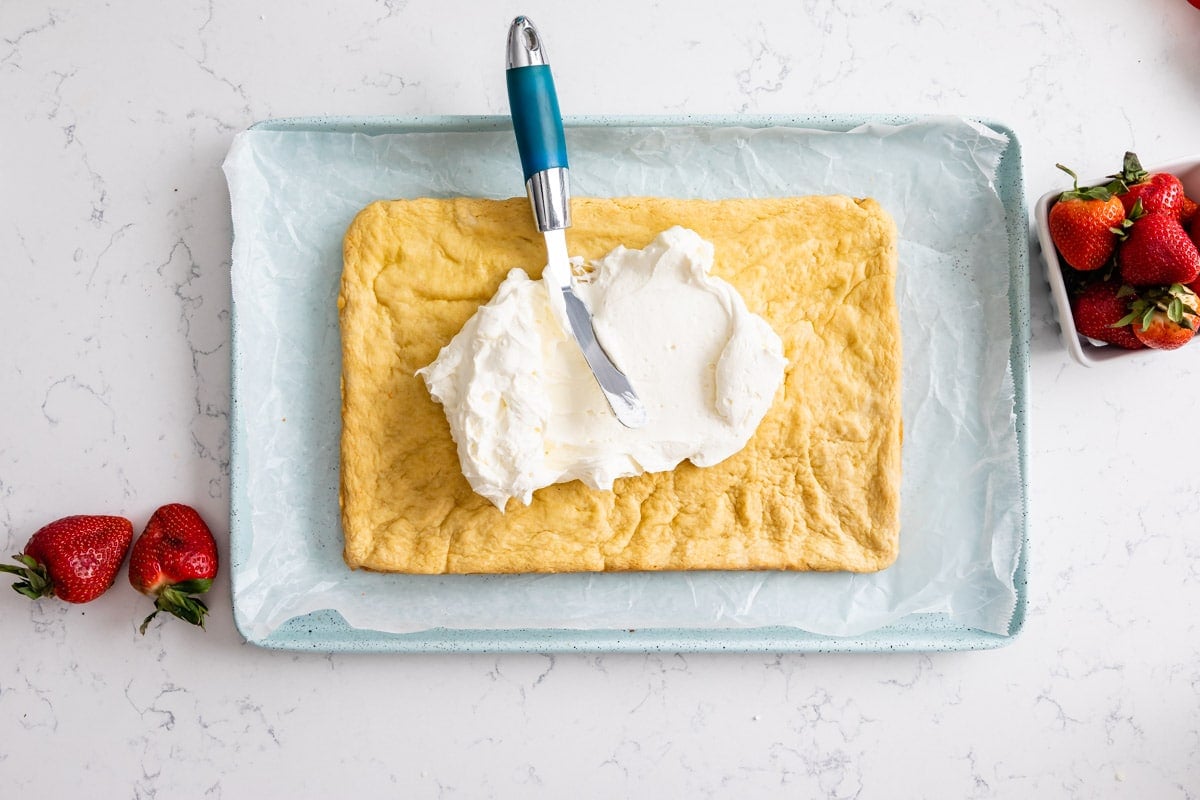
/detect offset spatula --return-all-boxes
[505,16,647,429]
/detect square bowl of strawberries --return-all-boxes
[1035,152,1200,365]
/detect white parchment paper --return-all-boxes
[224,117,1024,640]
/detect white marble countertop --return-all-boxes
[3,1,1200,796]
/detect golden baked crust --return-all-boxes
[339,197,901,574]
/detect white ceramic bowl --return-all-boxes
[1034,155,1200,366]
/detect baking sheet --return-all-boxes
[224,114,1030,652]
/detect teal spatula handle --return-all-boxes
[506,17,571,231]
[506,64,568,181]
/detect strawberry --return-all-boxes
[1188,217,1200,296]
[1108,152,1186,218]
[0,515,133,603]
[1048,165,1126,271]
[1117,284,1200,350]
[128,504,218,634]
[1118,207,1200,286]
[1070,280,1144,349]
[1181,196,1198,226]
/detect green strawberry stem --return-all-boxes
[0,554,54,600]
[1127,198,1145,222]
[139,580,213,635]
[170,578,213,595]
[1121,152,1148,185]
[1113,285,1199,331]
[1056,163,1113,202]
[1104,152,1149,195]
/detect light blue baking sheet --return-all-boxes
[226,114,1030,653]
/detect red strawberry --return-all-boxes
[1109,152,1185,218]
[1069,281,1144,349]
[1118,284,1200,350]
[1181,196,1198,225]
[1048,164,1127,271]
[1118,209,1200,286]
[128,504,218,634]
[1,515,133,603]
[1187,219,1200,295]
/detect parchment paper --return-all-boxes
[224,117,1024,640]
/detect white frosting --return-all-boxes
[417,227,786,509]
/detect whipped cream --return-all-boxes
[417,227,786,509]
